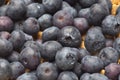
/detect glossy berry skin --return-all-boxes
[0,16,14,32]
[41,41,62,61]
[17,73,38,80]
[105,63,120,80]
[57,71,78,80]
[42,0,62,14]
[81,55,104,73]
[62,1,71,9]
[0,31,11,40]
[26,3,45,18]
[113,38,120,55]
[55,47,78,70]
[58,26,81,48]
[53,10,74,28]
[42,26,60,42]
[80,73,90,80]
[98,47,119,66]
[38,14,53,31]
[37,62,58,80]
[10,61,25,80]
[20,47,41,70]
[0,59,12,80]
[23,17,40,35]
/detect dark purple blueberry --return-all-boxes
[80,73,90,80]
[41,41,62,61]
[37,62,58,80]
[98,47,119,66]
[79,0,97,8]
[20,47,41,70]
[113,38,120,55]
[105,63,120,80]
[63,0,77,6]
[105,38,114,47]
[62,1,71,9]
[17,73,38,80]
[116,6,120,14]
[42,26,60,42]
[0,58,12,80]
[85,27,105,54]
[58,26,81,48]
[74,18,89,34]
[6,0,26,21]
[57,71,78,80]
[0,5,8,16]
[42,0,62,14]
[0,16,14,32]
[53,10,74,28]
[10,61,25,80]
[81,55,104,73]
[102,15,120,36]
[23,17,40,35]
[0,38,13,57]
[55,47,78,70]
[7,51,20,62]
[73,3,82,12]
[26,3,45,18]
[9,30,26,51]
[0,31,11,40]
[38,14,53,31]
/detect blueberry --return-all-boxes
[102,15,120,36]
[116,6,120,14]
[41,41,62,61]
[116,13,120,25]
[62,1,71,9]
[14,21,24,31]
[73,3,82,12]
[0,58,12,80]
[105,38,114,47]
[9,30,26,51]
[74,18,89,34]
[0,38,13,57]
[105,63,120,80]
[42,0,62,14]
[113,38,120,54]
[37,62,58,80]
[119,75,120,80]
[80,73,90,80]
[81,55,104,73]
[7,51,20,62]
[6,0,26,21]
[85,27,105,54]
[53,10,74,28]
[79,0,97,8]
[24,33,33,41]
[23,17,40,35]
[38,14,53,31]
[57,71,78,80]
[0,16,14,32]
[98,47,119,66]
[23,0,33,5]
[42,26,60,42]
[26,3,45,18]
[10,61,25,80]
[63,0,77,6]
[55,47,78,70]
[0,31,11,40]
[0,5,8,16]
[17,73,38,80]
[20,47,41,70]
[58,26,81,48]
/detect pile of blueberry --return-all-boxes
[0,0,120,80]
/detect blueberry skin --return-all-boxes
[23,0,33,5]
[7,51,20,62]
[26,3,45,18]
[0,5,8,16]
[116,6,120,14]
[37,62,58,80]
[98,47,119,66]
[55,47,78,70]
[57,71,78,80]
[41,41,62,61]
[62,1,71,9]
[38,14,53,31]
[0,38,13,57]
[105,38,113,47]
[119,75,120,80]
[0,59,12,80]
[24,33,33,41]
[53,10,74,28]
[17,73,38,80]
[81,55,104,73]
[113,38,120,55]
[116,13,120,25]
[10,61,25,80]
[58,26,81,48]
[9,30,26,51]
[85,27,105,54]
[6,0,26,21]
[20,47,41,70]
[23,17,40,35]
[42,0,62,14]
[42,26,60,42]
[102,15,120,36]
[0,16,14,32]
[80,73,90,80]
[0,31,11,40]
[105,63,120,80]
